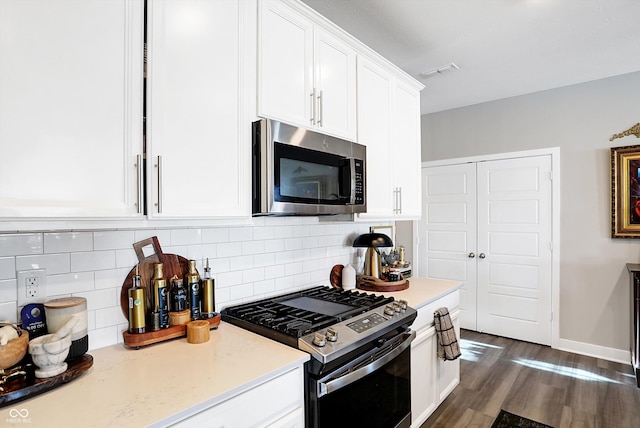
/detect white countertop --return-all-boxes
[369,277,462,309]
[0,277,460,427]
[0,323,309,428]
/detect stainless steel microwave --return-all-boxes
[252,118,366,216]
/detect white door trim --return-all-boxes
[419,147,561,350]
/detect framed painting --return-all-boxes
[611,145,640,238]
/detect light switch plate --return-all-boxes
[17,268,47,306]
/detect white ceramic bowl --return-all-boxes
[28,333,72,378]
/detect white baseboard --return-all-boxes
[557,338,630,365]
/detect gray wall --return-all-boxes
[421,71,640,352]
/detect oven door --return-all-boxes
[306,331,415,428]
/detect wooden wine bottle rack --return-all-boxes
[120,237,220,349]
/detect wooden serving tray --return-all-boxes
[356,275,410,292]
[0,354,93,407]
[122,314,221,349]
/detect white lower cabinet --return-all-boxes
[169,366,304,428]
[411,292,461,428]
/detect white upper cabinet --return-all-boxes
[0,0,144,220]
[146,0,252,219]
[356,57,423,220]
[356,57,394,218]
[392,80,422,219]
[258,0,357,141]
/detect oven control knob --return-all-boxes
[384,305,395,316]
[393,302,402,313]
[398,300,408,311]
[326,327,338,342]
[313,332,326,347]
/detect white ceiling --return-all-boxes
[300,0,640,114]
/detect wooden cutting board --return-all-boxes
[119,236,190,320]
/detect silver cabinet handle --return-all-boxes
[310,88,316,125]
[398,187,402,214]
[479,253,486,259]
[155,155,163,213]
[136,154,143,214]
[468,252,475,258]
[317,90,323,126]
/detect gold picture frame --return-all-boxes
[611,145,640,238]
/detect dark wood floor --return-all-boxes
[422,329,640,428]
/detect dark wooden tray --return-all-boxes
[0,354,93,407]
[122,314,221,349]
[356,275,410,292]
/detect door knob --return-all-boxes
[479,253,486,259]
[468,252,475,258]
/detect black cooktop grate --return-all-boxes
[221,286,394,342]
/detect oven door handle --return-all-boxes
[317,330,415,398]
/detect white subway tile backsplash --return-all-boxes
[44,232,93,253]
[134,229,172,246]
[95,306,127,329]
[202,227,229,243]
[94,230,135,250]
[264,239,285,253]
[171,228,202,246]
[47,272,94,296]
[15,253,70,275]
[95,268,129,290]
[228,226,253,242]
[71,250,116,272]
[1,219,379,350]
[0,257,15,280]
[217,242,242,257]
[265,264,285,279]
[275,275,294,291]
[0,278,18,302]
[186,244,217,262]
[253,226,275,240]
[115,248,138,269]
[253,253,275,268]
[229,255,254,271]
[0,233,43,257]
[242,267,265,283]
[0,301,18,323]
[75,288,119,311]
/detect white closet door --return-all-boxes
[476,155,553,345]
[419,163,478,330]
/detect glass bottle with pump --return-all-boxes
[152,263,169,329]
[185,260,201,320]
[128,265,146,334]
[201,258,216,318]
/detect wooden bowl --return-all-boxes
[0,329,29,369]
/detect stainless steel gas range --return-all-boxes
[221,286,417,428]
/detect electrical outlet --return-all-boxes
[17,269,47,306]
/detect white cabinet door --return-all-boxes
[411,326,438,427]
[419,164,478,330]
[0,0,144,219]
[437,310,461,402]
[356,57,394,218]
[258,0,356,141]
[146,0,251,218]
[258,0,313,129]
[392,80,422,219]
[313,27,357,141]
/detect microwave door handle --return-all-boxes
[349,158,356,204]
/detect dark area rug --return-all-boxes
[491,410,554,428]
